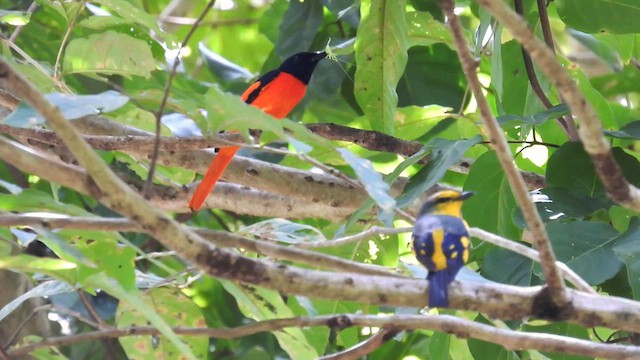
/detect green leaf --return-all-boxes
[605,120,640,139]
[339,148,395,212]
[354,0,409,134]
[395,106,453,141]
[397,45,466,111]
[468,315,520,360]
[0,280,73,323]
[0,188,93,215]
[429,331,451,359]
[406,11,452,48]
[594,65,640,97]
[63,31,155,77]
[397,136,481,208]
[534,187,610,221]
[199,42,254,82]
[117,287,207,360]
[523,322,591,360]
[546,142,605,199]
[570,66,615,129]
[275,0,324,56]
[497,104,570,127]
[547,221,622,285]
[463,151,521,239]
[222,281,319,360]
[555,0,640,34]
[0,254,78,284]
[482,248,533,286]
[613,218,640,299]
[0,10,31,25]
[4,91,128,127]
[239,218,327,244]
[567,29,622,72]
[94,0,161,33]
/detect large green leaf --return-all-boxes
[222,281,319,360]
[613,218,640,300]
[463,151,521,239]
[546,143,640,200]
[523,322,591,360]
[406,11,452,48]
[482,248,533,286]
[63,31,155,77]
[275,0,324,56]
[397,136,481,208]
[354,0,408,134]
[397,45,466,111]
[546,221,622,285]
[94,0,161,33]
[555,0,640,34]
[395,105,453,141]
[117,287,208,360]
[88,273,198,360]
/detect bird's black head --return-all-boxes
[278,51,327,84]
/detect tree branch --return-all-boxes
[475,0,640,211]
[7,314,640,358]
[442,0,568,306]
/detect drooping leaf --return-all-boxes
[0,280,74,323]
[239,218,327,244]
[63,31,155,77]
[354,0,408,134]
[463,151,521,240]
[117,287,207,360]
[567,29,622,72]
[4,91,129,127]
[397,136,481,208]
[222,281,319,360]
[546,221,622,285]
[555,0,640,34]
[339,148,395,212]
[199,42,254,82]
[497,104,571,127]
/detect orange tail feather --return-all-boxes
[188,146,241,211]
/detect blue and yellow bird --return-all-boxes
[412,190,474,308]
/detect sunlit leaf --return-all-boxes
[354,0,408,134]
[63,31,155,77]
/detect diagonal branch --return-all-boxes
[441,0,568,306]
[474,0,640,212]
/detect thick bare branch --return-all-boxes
[442,0,567,306]
[475,0,640,211]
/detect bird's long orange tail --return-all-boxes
[188,145,241,211]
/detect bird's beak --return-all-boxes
[460,191,474,200]
[313,51,328,61]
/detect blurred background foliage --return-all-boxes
[0,0,640,359]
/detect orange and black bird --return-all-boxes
[412,190,474,308]
[189,51,327,211]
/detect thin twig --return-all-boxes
[144,0,216,197]
[442,0,568,306]
[54,1,85,81]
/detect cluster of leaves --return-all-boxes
[0,0,640,359]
